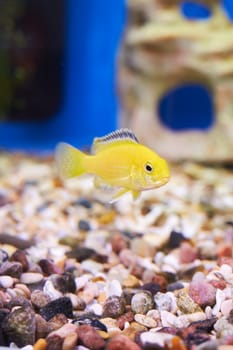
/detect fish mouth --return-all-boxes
[155,176,170,187]
[150,176,170,189]
[142,176,170,191]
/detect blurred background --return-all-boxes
[0,0,232,160]
[0,0,125,150]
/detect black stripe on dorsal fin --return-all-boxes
[99,128,139,143]
[92,128,139,153]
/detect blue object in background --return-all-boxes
[158,0,233,133]
[222,0,233,21]
[180,1,212,20]
[0,0,233,151]
[158,84,215,131]
[0,0,126,151]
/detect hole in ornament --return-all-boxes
[180,1,212,20]
[221,0,233,22]
[158,83,215,131]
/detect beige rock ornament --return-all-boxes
[118,0,233,161]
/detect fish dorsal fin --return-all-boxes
[92,128,139,154]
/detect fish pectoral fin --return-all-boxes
[109,188,140,203]
[109,188,130,203]
[94,176,112,190]
[132,191,140,200]
[94,176,104,189]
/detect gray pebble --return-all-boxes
[102,296,126,318]
[2,306,36,347]
[20,272,44,284]
[131,291,154,314]
[7,295,32,309]
[0,275,14,288]
[78,219,91,231]
[31,289,51,309]
[0,261,23,278]
[0,249,8,264]
[49,273,76,294]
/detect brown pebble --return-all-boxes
[106,334,141,350]
[122,322,147,339]
[116,311,135,330]
[48,314,68,332]
[152,274,168,292]
[209,279,227,290]
[131,238,155,258]
[39,259,63,275]
[142,271,167,292]
[77,324,105,350]
[123,274,140,288]
[10,250,29,271]
[62,332,78,350]
[35,314,50,339]
[46,334,63,350]
[48,323,78,339]
[119,249,137,268]
[218,257,233,269]
[0,233,33,249]
[110,233,129,254]
[179,242,198,264]
[129,264,145,279]
[14,283,31,299]
[33,338,47,350]
[217,244,232,258]
[31,290,51,309]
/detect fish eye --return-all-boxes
[145,162,153,173]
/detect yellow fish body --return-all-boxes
[55,129,170,200]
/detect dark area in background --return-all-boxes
[0,0,65,122]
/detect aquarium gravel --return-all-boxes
[0,152,233,350]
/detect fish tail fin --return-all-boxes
[55,142,86,179]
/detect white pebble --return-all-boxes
[134,314,157,328]
[221,299,233,316]
[81,260,103,274]
[43,280,63,300]
[75,274,91,290]
[220,264,233,281]
[163,254,180,272]
[105,279,122,298]
[86,301,103,316]
[205,306,213,318]
[177,312,206,327]
[160,310,178,327]
[192,271,206,282]
[154,292,177,313]
[212,289,226,316]
[0,276,14,288]
[147,309,160,320]
[20,272,43,284]
[140,332,174,347]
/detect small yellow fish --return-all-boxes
[55,129,170,200]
